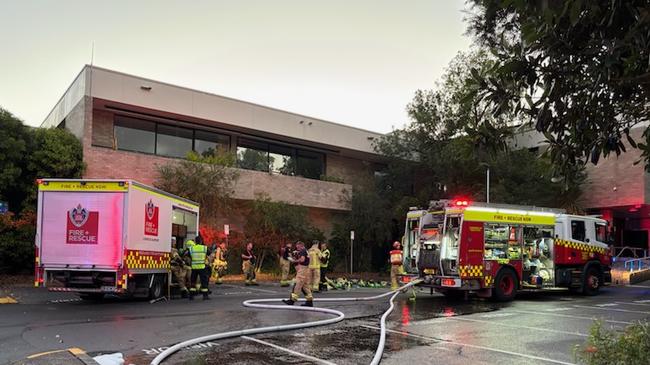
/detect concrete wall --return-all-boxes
[88,66,382,155]
[579,127,648,208]
[326,154,375,187]
[41,68,88,135]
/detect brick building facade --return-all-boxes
[42,66,384,236]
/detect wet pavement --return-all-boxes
[2,281,650,365]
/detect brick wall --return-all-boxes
[83,146,351,211]
[92,109,114,148]
[579,127,648,209]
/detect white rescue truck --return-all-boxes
[34,179,199,300]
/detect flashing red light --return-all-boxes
[401,276,411,283]
[117,280,123,286]
[128,273,133,278]
[454,200,470,207]
[38,278,44,283]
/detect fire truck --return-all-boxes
[402,200,612,301]
[34,179,199,300]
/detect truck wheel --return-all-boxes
[582,266,600,296]
[493,269,517,302]
[149,276,164,300]
[79,293,104,301]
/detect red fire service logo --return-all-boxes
[144,199,159,236]
[66,204,99,244]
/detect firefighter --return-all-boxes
[212,241,228,284]
[319,242,331,291]
[189,235,210,300]
[241,242,258,286]
[171,246,190,298]
[283,241,313,307]
[308,241,322,292]
[389,241,403,290]
[279,241,293,287]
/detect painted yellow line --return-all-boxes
[27,349,66,359]
[0,296,17,304]
[68,347,86,355]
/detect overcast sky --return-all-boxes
[0,1,471,133]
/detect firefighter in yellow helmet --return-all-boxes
[390,241,404,290]
[308,241,322,292]
[283,241,313,307]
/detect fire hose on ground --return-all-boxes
[150,279,422,365]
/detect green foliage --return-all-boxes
[244,194,324,271]
[0,108,84,274]
[320,174,345,183]
[374,49,580,212]
[330,183,396,272]
[155,150,239,223]
[467,0,650,179]
[575,320,650,365]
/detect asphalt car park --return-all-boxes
[4,281,650,365]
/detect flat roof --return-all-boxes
[43,65,384,156]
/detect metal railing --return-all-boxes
[613,246,648,260]
[624,257,650,272]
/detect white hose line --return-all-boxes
[150,280,421,365]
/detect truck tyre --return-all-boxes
[79,293,104,301]
[582,266,600,296]
[493,269,517,302]
[148,275,164,300]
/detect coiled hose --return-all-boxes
[150,279,422,365]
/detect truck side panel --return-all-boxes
[40,191,125,268]
[125,185,174,253]
[458,221,485,279]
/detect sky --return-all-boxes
[0,1,472,134]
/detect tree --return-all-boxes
[374,47,584,212]
[155,151,239,223]
[0,108,85,273]
[0,108,30,213]
[466,0,650,180]
[244,195,324,272]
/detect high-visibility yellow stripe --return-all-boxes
[38,181,128,192]
[463,210,555,225]
[131,184,199,210]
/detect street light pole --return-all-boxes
[486,167,490,203]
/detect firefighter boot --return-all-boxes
[189,291,195,301]
[181,289,189,299]
[282,299,295,305]
[202,292,211,300]
[301,300,313,307]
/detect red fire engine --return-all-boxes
[402,200,612,301]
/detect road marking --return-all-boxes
[634,299,650,303]
[508,310,632,325]
[615,301,650,307]
[241,336,336,365]
[626,285,650,288]
[544,307,573,312]
[222,291,253,295]
[27,349,67,359]
[573,304,650,314]
[444,316,588,337]
[480,312,516,319]
[0,296,17,304]
[595,303,618,307]
[48,298,82,304]
[362,325,576,365]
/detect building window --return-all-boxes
[194,130,230,157]
[571,220,586,241]
[156,124,193,158]
[270,145,295,175]
[237,139,269,172]
[296,150,324,179]
[114,116,155,154]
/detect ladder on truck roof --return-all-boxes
[428,200,565,214]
